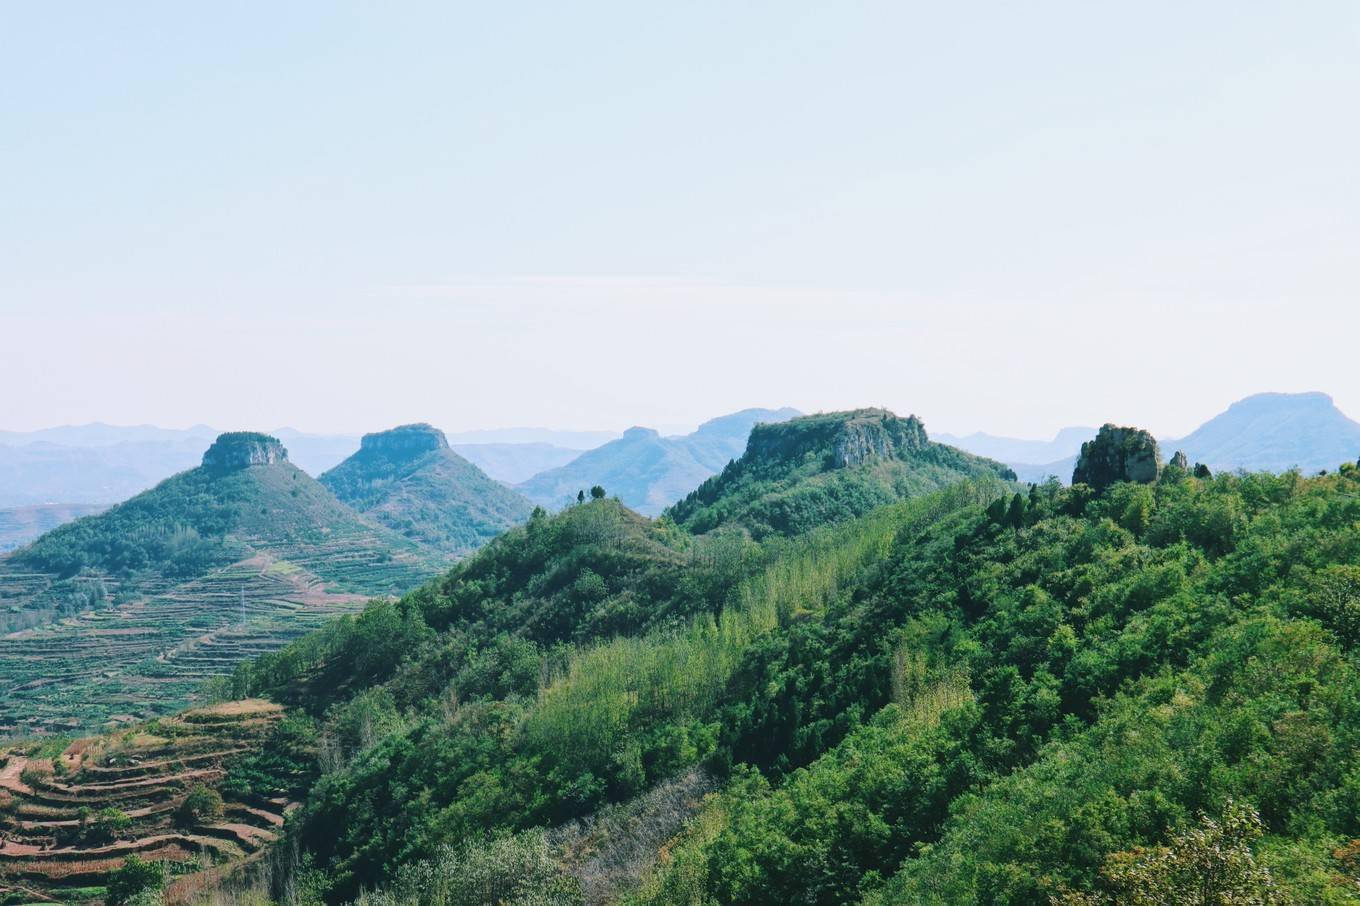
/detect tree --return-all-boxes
[577,490,586,504]
[590,486,606,500]
[88,806,132,844]
[175,784,225,827]
[1054,801,1283,905]
[106,855,166,906]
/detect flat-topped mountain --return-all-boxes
[667,408,1015,538]
[517,407,800,515]
[201,431,289,469]
[0,432,443,732]
[4,432,434,604]
[320,423,535,556]
[1171,391,1360,474]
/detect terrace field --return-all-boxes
[0,699,291,905]
[0,555,369,737]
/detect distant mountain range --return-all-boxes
[0,503,108,553]
[935,427,1099,470]
[0,424,360,507]
[450,442,584,484]
[443,427,620,448]
[947,392,1360,483]
[516,408,802,515]
[0,423,611,508]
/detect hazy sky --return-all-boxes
[3,2,1358,439]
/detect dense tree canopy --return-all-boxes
[213,415,1360,904]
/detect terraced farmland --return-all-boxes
[0,556,369,736]
[0,699,291,905]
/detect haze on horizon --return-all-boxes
[3,2,1358,440]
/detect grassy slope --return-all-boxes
[3,461,436,603]
[321,447,535,557]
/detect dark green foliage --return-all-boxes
[590,485,606,500]
[221,714,319,799]
[174,784,225,827]
[217,433,1360,904]
[106,855,165,906]
[668,409,1015,538]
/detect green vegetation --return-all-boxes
[0,700,290,904]
[6,454,434,597]
[26,409,1360,905]
[668,408,1016,538]
[320,423,535,556]
[230,446,1360,903]
[174,784,225,827]
[0,434,447,732]
[105,855,166,906]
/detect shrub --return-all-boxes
[87,807,133,844]
[106,855,166,906]
[175,784,225,827]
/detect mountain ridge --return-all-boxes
[668,407,1016,538]
[320,423,535,557]
[516,407,801,515]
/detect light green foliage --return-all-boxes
[351,833,582,906]
[1052,801,1284,905]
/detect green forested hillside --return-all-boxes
[668,408,1015,538]
[0,433,442,733]
[320,423,535,557]
[5,439,434,600]
[145,416,1360,905]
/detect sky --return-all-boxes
[3,2,1358,439]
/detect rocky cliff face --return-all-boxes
[201,432,288,470]
[1072,425,1160,491]
[358,423,449,460]
[745,408,929,469]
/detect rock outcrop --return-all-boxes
[357,423,449,460]
[1169,450,1189,471]
[745,408,929,469]
[1072,425,1161,491]
[201,432,288,470]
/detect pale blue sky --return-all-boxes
[3,2,1358,437]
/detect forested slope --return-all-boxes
[202,420,1360,905]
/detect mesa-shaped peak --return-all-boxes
[745,408,929,469]
[201,432,288,470]
[358,423,450,459]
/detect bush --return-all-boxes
[106,855,166,906]
[175,784,225,827]
[87,807,132,844]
